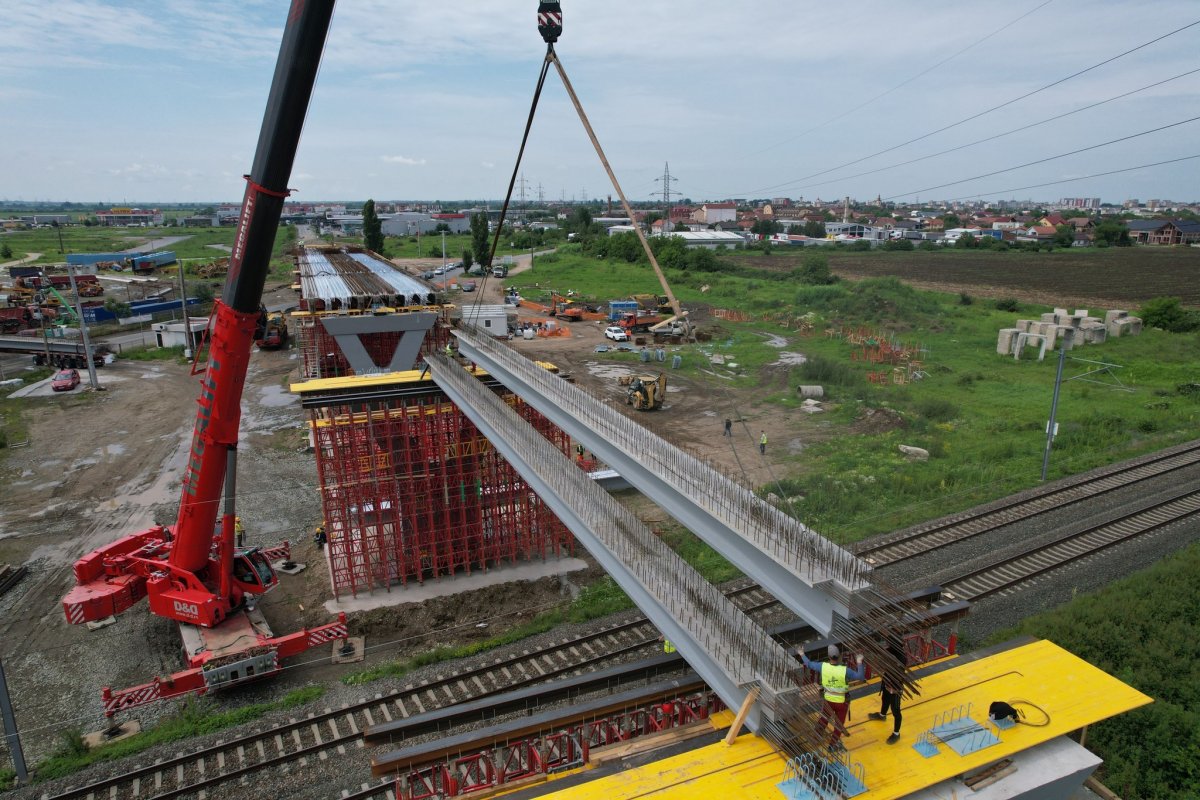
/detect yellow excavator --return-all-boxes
[625,372,667,411]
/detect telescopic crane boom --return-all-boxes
[61,0,347,717]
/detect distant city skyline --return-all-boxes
[2,2,1198,204]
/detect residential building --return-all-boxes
[695,202,736,225]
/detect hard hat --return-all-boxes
[827,644,841,660]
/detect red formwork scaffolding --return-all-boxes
[307,389,573,597]
[292,244,575,598]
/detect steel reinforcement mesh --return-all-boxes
[294,312,452,379]
[310,392,573,597]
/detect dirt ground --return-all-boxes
[0,266,836,760]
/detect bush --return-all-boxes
[958,292,973,306]
[915,397,957,422]
[994,297,1020,312]
[799,355,866,390]
[1139,297,1200,333]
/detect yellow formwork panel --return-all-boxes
[545,640,1151,800]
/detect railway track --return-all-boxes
[38,584,777,800]
[38,442,1200,800]
[857,439,1200,566]
[941,488,1200,602]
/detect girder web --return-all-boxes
[427,354,831,748]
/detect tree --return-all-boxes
[1053,225,1075,248]
[942,213,961,229]
[462,249,474,271]
[1094,221,1131,247]
[362,199,384,253]
[750,218,782,236]
[955,233,978,249]
[672,221,689,232]
[803,220,826,238]
[471,212,490,267]
[0,242,12,259]
[796,252,835,285]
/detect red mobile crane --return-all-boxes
[61,0,347,717]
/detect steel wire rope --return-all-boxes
[739,17,1200,196]
[882,115,1200,201]
[747,0,1055,158]
[469,46,554,323]
[776,67,1200,196]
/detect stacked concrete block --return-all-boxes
[1080,321,1107,344]
[1041,312,1059,325]
[997,328,1020,355]
[1015,319,1034,333]
[1103,310,1144,338]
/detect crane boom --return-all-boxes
[62,0,347,716]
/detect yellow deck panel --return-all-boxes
[544,640,1151,800]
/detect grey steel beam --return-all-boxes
[452,328,868,635]
[426,354,806,734]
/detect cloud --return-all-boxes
[481,162,495,169]
[382,155,426,166]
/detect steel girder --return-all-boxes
[427,354,798,733]
[452,330,862,635]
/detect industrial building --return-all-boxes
[94,208,164,226]
[289,245,574,598]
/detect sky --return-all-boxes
[1,1,1198,206]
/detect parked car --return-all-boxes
[434,267,445,276]
[51,368,80,392]
[604,326,630,342]
[460,280,478,292]
[421,270,435,280]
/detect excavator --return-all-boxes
[61,1,347,717]
[625,372,667,411]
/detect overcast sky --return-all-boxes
[2,1,1198,206]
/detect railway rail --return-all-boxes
[856,439,1200,566]
[942,487,1200,602]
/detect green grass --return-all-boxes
[986,543,1200,799]
[119,345,188,363]
[0,368,53,451]
[30,686,324,784]
[382,232,531,261]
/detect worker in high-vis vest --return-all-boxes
[800,644,866,750]
[662,638,677,654]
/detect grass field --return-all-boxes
[510,249,1200,539]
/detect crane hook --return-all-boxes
[537,1,562,44]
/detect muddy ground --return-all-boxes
[0,268,849,761]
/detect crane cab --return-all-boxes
[232,548,279,595]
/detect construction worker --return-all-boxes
[662,637,677,654]
[800,644,865,751]
[234,516,245,548]
[313,523,327,550]
[868,640,908,744]
[724,418,732,437]
[759,430,768,454]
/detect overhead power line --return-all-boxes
[939,153,1200,203]
[882,115,1200,200]
[784,67,1200,194]
[749,0,1055,157]
[749,17,1200,195]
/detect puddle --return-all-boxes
[258,384,297,409]
[760,333,788,348]
[106,443,127,457]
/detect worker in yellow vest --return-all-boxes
[662,638,677,654]
[234,516,245,548]
[800,644,865,751]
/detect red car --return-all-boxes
[51,368,80,392]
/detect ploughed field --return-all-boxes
[730,248,1200,307]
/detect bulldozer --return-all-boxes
[624,372,667,411]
